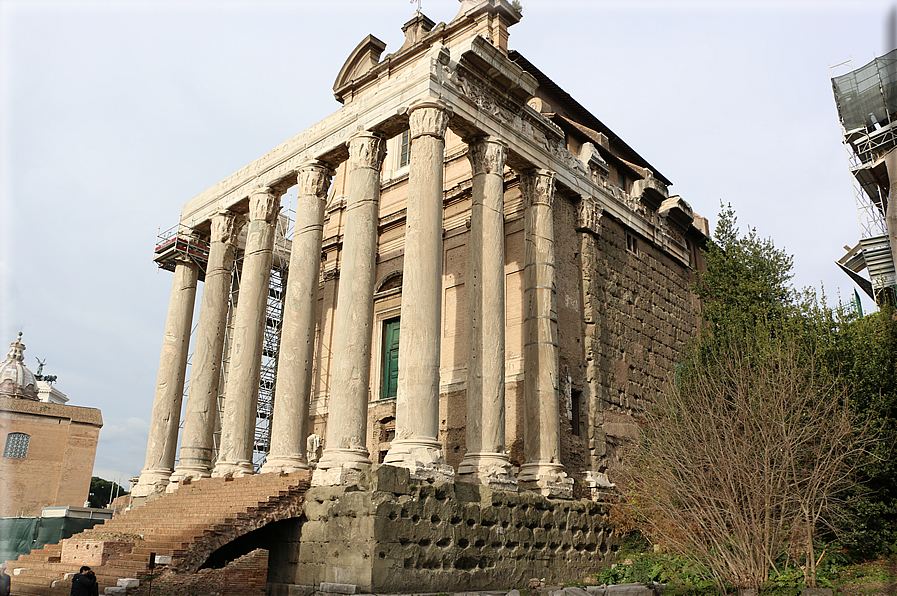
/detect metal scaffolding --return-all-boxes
[155,187,297,473]
[831,53,897,304]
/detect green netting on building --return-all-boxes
[832,49,897,132]
[0,518,39,563]
[0,517,105,563]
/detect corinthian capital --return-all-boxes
[467,137,508,176]
[248,187,280,223]
[210,210,245,246]
[521,169,556,208]
[348,132,386,171]
[409,101,452,140]
[296,161,334,201]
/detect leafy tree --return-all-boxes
[821,306,897,556]
[88,477,129,509]
[693,203,796,336]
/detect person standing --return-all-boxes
[70,565,98,596]
[0,563,11,596]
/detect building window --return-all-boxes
[399,130,411,168]
[626,232,639,255]
[3,433,30,458]
[571,390,583,437]
[617,171,627,192]
[380,318,401,399]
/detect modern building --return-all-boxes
[135,0,709,501]
[832,51,897,306]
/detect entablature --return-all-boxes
[178,25,692,267]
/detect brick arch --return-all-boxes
[172,484,307,574]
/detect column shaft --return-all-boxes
[261,162,333,474]
[312,133,385,486]
[384,101,454,481]
[458,137,516,490]
[212,188,280,477]
[170,211,244,487]
[133,255,199,497]
[518,170,572,498]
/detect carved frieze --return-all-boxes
[296,161,335,201]
[576,199,603,236]
[348,132,386,171]
[210,210,245,246]
[248,187,280,223]
[467,137,508,175]
[521,169,556,208]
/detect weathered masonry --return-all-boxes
[135,0,708,506]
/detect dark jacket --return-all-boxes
[0,571,11,596]
[71,572,99,596]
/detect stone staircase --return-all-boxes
[4,471,310,595]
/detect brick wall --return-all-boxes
[143,549,268,596]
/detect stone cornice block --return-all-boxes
[658,195,694,229]
[458,34,536,101]
[630,175,668,210]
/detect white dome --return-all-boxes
[0,333,39,400]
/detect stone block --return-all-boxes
[319,582,359,594]
[335,490,372,516]
[103,588,127,595]
[117,578,140,588]
[268,584,317,596]
[605,584,654,596]
[565,587,591,596]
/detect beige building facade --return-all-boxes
[0,335,103,517]
[135,0,708,501]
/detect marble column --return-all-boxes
[212,187,280,478]
[133,254,199,497]
[518,169,572,498]
[312,132,385,486]
[384,101,454,482]
[458,137,517,490]
[261,162,333,474]
[169,211,244,489]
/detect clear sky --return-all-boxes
[1,0,892,485]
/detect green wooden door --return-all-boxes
[381,318,400,399]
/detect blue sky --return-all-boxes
[1,0,892,484]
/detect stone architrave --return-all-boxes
[458,137,517,491]
[312,132,385,487]
[133,255,199,497]
[169,211,244,488]
[261,162,333,474]
[212,187,280,478]
[383,101,455,482]
[518,169,573,498]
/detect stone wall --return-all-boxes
[275,466,613,594]
[576,207,697,481]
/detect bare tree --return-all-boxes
[621,329,871,594]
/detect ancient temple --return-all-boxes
[135,0,707,503]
